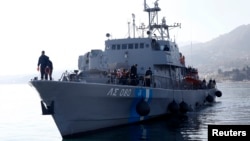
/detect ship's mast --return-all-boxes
[132,13,136,38]
[144,0,181,40]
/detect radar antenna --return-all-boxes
[138,23,146,37]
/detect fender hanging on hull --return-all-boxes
[206,95,214,103]
[168,100,179,114]
[179,101,189,113]
[136,99,150,116]
[215,90,222,97]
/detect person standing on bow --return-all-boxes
[37,50,49,80]
[46,57,53,81]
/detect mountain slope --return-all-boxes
[179,24,250,76]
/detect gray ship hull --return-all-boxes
[29,80,219,138]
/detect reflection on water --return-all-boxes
[62,113,210,141]
[0,82,250,141]
[62,115,189,141]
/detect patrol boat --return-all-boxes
[29,0,222,138]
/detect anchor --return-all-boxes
[41,101,54,115]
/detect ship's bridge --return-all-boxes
[105,38,177,52]
[101,38,184,74]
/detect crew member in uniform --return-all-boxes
[144,67,152,87]
[37,50,49,80]
[130,64,138,85]
[46,57,53,80]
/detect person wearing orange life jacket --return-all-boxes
[179,53,185,65]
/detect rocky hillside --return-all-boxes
[179,24,250,81]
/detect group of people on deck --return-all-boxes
[114,64,152,87]
[37,50,53,80]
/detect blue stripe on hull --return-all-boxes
[129,88,152,123]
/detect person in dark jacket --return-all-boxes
[37,50,49,80]
[144,67,152,87]
[46,57,53,80]
[130,64,138,85]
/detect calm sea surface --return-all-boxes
[0,82,250,141]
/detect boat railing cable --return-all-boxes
[59,70,69,81]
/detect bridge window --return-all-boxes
[163,45,170,51]
[112,44,116,50]
[135,43,138,49]
[122,44,127,49]
[117,44,121,50]
[140,43,144,48]
[128,43,133,49]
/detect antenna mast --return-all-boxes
[132,13,136,38]
[138,23,146,37]
[128,22,131,38]
[144,0,181,40]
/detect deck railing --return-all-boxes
[59,70,216,90]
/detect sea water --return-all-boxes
[0,82,249,141]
